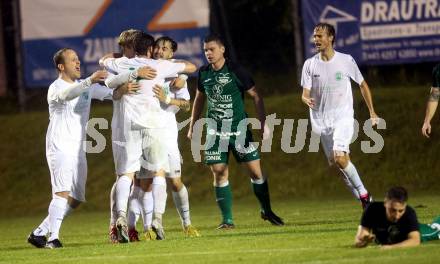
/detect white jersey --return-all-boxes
[102,56,185,129]
[46,78,112,156]
[301,51,364,120]
[162,80,190,137]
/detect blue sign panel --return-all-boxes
[301,0,440,65]
[20,0,209,88]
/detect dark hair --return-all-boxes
[155,36,178,52]
[133,31,155,56]
[386,186,408,203]
[53,48,73,71]
[204,33,225,47]
[314,23,336,45]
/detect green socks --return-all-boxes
[252,179,272,214]
[215,184,233,224]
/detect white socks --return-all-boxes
[34,202,74,237]
[109,182,117,226]
[340,162,368,198]
[141,191,154,230]
[128,185,143,229]
[48,196,68,241]
[152,177,167,221]
[172,185,191,227]
[115,175,132,217]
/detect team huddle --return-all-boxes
[26,23,439,250]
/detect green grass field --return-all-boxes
[1,196,439,264]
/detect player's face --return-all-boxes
[384,200,407,223]
[204,41,225,64]
[154,40,174,60]
[122,45,135,58]
[313,27,333,52]
[60,50,81,80]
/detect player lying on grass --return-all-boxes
[355,186,440,249]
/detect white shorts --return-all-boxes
[112,128,143,175]
[312,116,354,162]
[46,152,87,202]
[137,128,170,178]
[138,128,181,179]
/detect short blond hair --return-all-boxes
[117,29,140,47]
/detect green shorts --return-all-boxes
[204,129,260,164]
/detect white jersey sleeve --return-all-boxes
[91,84,113,101]
[174,85,190,101]
[102,57,132,74]
[347,55,364,85]
[157,60,186,79]
[105,71,131,89]
[301,59,312,89]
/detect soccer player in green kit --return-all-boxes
[187,34,284,228]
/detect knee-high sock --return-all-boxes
[141,190,154,230]
[128,185,142,229]
[152,177,167,222]
[340,162,368,198]
[172,185,191,227]
[109,182,117,226]
[34,204,74,236]
[340,173,360,199]
[214,181,233,224]
[115,175,132,218]
[251,178,272,214]
[48,196,68,241]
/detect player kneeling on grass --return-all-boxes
[27,48,112,249]
[355,186,440,249]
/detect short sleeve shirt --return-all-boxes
[197,60,254,132]
[361,202,419,245]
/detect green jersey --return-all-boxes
[432,63,440,88]
[197,60,255,132]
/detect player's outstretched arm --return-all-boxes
[187,90,206,139]
[98,52,122,67]
[381,231,421,249]
[172,59,197,74]
[246,86,267,139]
[422,87,439,138]
[170,74,188,90]
[359,81,379,125]
[153,84,190,112]
[59,70,108,101]
[354,225,375,248]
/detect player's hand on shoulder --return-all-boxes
[302,97,315,109]
[138,66,157,80]
[422,121,431,138]
[90,70,108,83]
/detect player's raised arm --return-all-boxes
[359,81,379,126]
[422,87,439,138]
[98,52,122,67]
[153,84,190,112]
[172,59,197,74]
[187,89,206,139]
[59,70,108,101]
[112,82,140,100]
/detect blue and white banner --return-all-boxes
[20,0,209,88]
[301,0,440,65]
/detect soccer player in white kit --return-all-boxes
[301,23,379,208]
[101,32,196,242]
[125,36,200,240]
[27,48,111,248]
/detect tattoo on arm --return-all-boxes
[429,88,440,101]
[177,99,191,112]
